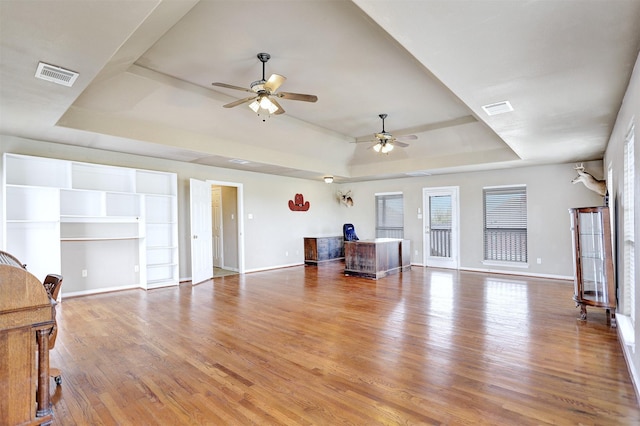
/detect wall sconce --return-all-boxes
[324,176,334,184]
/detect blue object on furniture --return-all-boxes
[343,223,359,241]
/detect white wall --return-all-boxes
[0,135,345,278]
[2,135,603,280]
[335,162,603,278]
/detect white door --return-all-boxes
[190,178,213,284]
[211,186,223,268]
[423,186,459,269]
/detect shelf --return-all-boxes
[4,153,71,188]
[147,262,178,268]
[4,153,179,294]
[6,220,59,224]
[60,216,140,223]
[61,236,140,242]
[147,278,178,286]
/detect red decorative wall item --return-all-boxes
[289,193,310,211]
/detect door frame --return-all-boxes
[204,179,245,274]
[422,186,460,269]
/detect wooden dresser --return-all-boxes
[344,238,411,279]
[304,236,344,265]
[0,252,55,425]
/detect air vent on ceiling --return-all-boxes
[35,62,79,87]
[481,100,513,116]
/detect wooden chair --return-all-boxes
[43,274,63,385]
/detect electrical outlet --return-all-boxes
[537,258,542,264]
[81,269,87,277]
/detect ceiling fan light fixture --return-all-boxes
[382,143,394,154]
[249,95,279,116]
[373,143,382,153]
[260,96,278,113]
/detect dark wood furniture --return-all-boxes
[304,236,344,265]
[0,251,55,425]
[344,238,411,279]
[569,206,616,326]
[43,274,63,385]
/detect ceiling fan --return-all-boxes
[363,114,417,153]
[212,53,318,118]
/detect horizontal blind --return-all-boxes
[430,195,452,229]
[484,187,527,262]
[376,194,403,238]
[623,127,635,322]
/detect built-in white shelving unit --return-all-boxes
[2,153,178,296]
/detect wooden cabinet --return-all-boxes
[344,238,411,279]
[304,236,344,265]
[569,206,616,326]
[0,257,55,425]
[2,154,179,296]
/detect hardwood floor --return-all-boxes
[49,263,639,425]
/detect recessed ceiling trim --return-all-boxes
[482,101,513,116]
[35,62,79,87]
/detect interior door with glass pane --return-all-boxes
[423,187,459,269]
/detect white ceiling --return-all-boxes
[1,0,639,183]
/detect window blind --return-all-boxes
[376,193,404,238]
[623,127,635,323]
[484,186,527,262]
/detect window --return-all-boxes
[623,126,635,323]
[376,193,403,238]
[484,186,527,262]
[429,195,452,257]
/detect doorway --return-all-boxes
[423,186,459,269]
[190,179,245,284]
[211,184,241,277]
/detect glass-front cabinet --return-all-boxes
[569,206,616,326]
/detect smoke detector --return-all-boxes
[35,62,79,87]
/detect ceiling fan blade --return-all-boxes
[276,92,318,102]
[395,141,410,148]
[212,82,252,92]
[355,137,376,143]
[395,134,418,141]
[223,96,257,108]
[264,74,286,93]
[270,98,285,115]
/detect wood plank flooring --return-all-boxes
[48,263,640,425]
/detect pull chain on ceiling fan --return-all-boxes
[212,53,318,120]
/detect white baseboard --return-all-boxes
[63,283,142,299]
[459,266,573,281]
[244,262,304,273]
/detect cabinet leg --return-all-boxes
[578,304,587,321]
